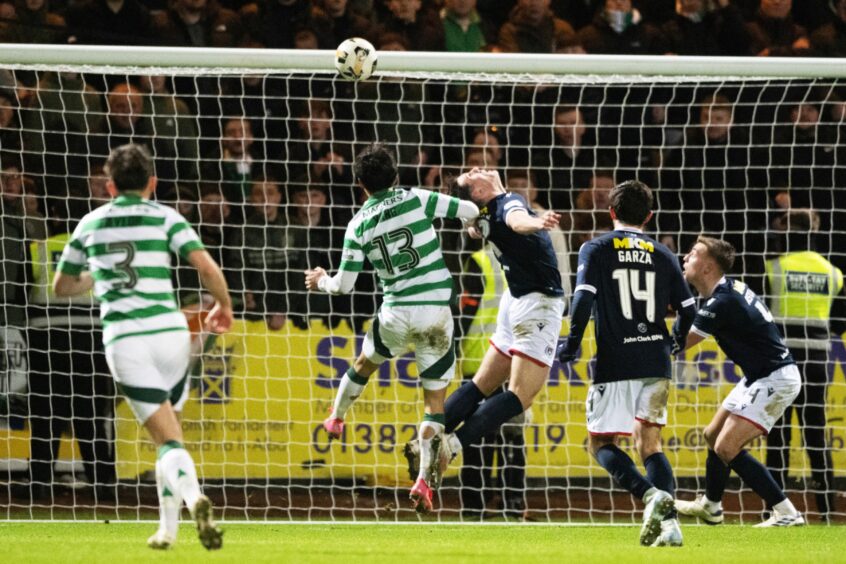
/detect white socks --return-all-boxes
[333,371,367,420]
[417,420,445,481]
[773,498,798,515]
[159,444,202,513]
[155,458,182,538]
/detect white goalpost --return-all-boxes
[0,44,844,524]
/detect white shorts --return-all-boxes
[363,305,455,391]
[105,330,192,423]
[586,378,670,436]
[490,290,564,367]
[722,364,801,434]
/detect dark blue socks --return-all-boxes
[455,390,523,449]
[445,381,486,434]
[729,450,786,507]
[705,449,731,503]
[595,444,653,500]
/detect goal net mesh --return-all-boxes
[0,59,844,524]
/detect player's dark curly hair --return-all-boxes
[609,180,653,226]
[353,142,398,193]
[696,235,736,273]
[105,143,154,192]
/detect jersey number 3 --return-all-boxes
[372,228,420,275]
[106,242,137,290]
[612,268,656,322]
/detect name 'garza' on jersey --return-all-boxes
[577,228,694,383]
[478,193,563,298]
[692,277,794,385]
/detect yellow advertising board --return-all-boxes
[109,319,846,485]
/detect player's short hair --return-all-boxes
[696,235,735,274]
[105,143,153,192]
[609,180,652,226]
[354,143,398,193]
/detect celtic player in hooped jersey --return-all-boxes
[53,144,233,550]
[305,143,479,513]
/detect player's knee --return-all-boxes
[713,439,739,464]
[703,425,719,449]
[588,434,614,457]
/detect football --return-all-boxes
[335,37,378,81]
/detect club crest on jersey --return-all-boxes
[477,217,491,238]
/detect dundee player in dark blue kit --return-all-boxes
[675,236,804,527]
[404,168,565,487]
[557,180,696,547]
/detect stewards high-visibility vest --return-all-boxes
[461,246,507,376]
[766,250,843,351]
[29,233,95,327]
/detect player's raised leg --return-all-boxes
[323,353,381,439]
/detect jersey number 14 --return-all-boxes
[612,268,656,322]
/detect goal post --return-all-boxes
[0,44,844,524]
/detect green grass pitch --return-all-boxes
[2,522,844,563]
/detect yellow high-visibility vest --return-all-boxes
[460,246,507,376]
[29,233,94,313]
[766,250,843,351]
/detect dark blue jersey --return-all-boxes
[692,277,794,384]
[577,228,695,384]
[477,192,563,298]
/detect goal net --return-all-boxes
[0,45,844,524]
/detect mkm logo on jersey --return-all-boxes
[613,237,654,253]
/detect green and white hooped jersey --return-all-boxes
[57,194,204,346]
[340,187,461,307]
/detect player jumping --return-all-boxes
[305,143,479,513]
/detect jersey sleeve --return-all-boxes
[691,295,726,338]
[339,221,366,273]
[56,223,88,276]
[414,187,465,220]
[165,209,204,259]
[574,241,600,294]
[499,193,529,221]
[667,253,696,312]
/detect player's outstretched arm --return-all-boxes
[506,209,561,235]
[306,267,359,295]
[188,249,233,334]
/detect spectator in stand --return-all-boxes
[285,182,337,329]
[660,0,749,56]
[137,74,201,183]
[197,186,243,308]
[533,104,601,212]
[152,0,242,47]
[284,99,354,208]
[240,0,331,49]
[442,0,493,52]
[552,0,603,30]
[21,72,104,193]
[570,169,614,251]
[377,0,445,52]
[0,165,46,241]
[576,0,664,55]
[507,168,571,302]
[0,0,65,44]
[744,0,811,57]
[811,0,846,57]
[498,0,575,53]
[469,127,503,167]
[320,0,373,47]
[0,88,22,165]
[65,0,153,45]
[242,177,293,331]
[92,82,199,190]
[202,116,263,219]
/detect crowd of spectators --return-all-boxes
[1,0,846,331]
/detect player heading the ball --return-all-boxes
[305,142,479,513]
